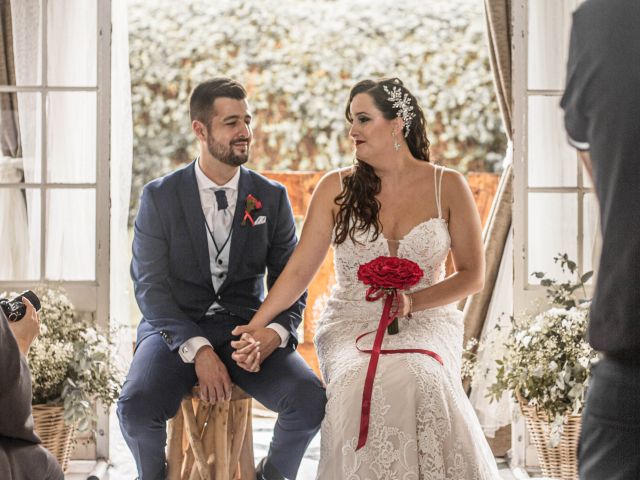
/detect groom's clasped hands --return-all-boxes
[192,325,276,404]
[230,325,280,373]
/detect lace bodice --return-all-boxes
[331,217,450,302]
[316,166,459,352]
[316,213,462,387]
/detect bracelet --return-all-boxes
[407,294,413,319]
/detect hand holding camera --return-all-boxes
[0,290,41,322]
[1,291,42,355]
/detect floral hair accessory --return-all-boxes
[242,194,262,226]
[383,84,416,138]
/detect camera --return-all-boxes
[0,290,41,322]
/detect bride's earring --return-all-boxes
[392,130,401,151]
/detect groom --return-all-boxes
[117,78,326,480]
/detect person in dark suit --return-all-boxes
[117,77,326,480]
[561,1,640,478]
[0,298,63,480]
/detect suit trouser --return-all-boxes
[578,357,640,480]
[117,330,326,480]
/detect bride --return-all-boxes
[233,78,500,479]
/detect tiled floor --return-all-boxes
[66,406,519,479]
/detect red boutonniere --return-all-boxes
[242,194,262,226]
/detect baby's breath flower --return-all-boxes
[487,255,597,447]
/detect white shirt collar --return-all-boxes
[195,158,241,192]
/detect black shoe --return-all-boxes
[255,457,287,480]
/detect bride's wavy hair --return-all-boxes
[334,78,431,245]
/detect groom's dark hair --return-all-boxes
[190,78,247,130]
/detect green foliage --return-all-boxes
[7,288,122,433]
[128,0,507,222]
[487,255,597,447]
[531,253,593,309]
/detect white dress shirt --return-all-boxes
[179,160,289,363]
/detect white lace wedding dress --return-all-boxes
[314,167,500,479]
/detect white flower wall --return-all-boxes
[128,0,506,221]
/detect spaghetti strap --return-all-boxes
[434,166,444,219]
[338,167,351,193]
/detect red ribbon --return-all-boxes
[243,210,255,226]
[355,287,444,451]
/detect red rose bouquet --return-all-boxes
[358,256,423,334]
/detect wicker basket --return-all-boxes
[32,404,75,472]
[517,392,581,480]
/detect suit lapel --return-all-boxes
[220,166,254,292]
[179,160,213,285]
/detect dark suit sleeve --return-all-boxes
[0,312,40,444]
[561,10,590,150]
[131,186,205,350]
[0,314,64,479]
[265,187,307,347]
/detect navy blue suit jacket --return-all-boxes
[131,161,306,351]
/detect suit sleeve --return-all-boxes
[131,186,205,350]
[0,311,40,443]
[265,187,307,348]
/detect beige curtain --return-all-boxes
[462,0,513,352]
[484,0,512,140]
[0,0,30,281]
[0,0,20,158]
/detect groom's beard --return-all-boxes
[207,135,250,167]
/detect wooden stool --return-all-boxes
[166,385,256,480]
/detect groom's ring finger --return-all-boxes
[201,387,212,404]
[222,385,231,402]
[212,387,222,404]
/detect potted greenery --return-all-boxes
[488,254,598,480]
[4,287,122,471]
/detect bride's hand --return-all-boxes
[394,292,414,318]
[231,332,261,372]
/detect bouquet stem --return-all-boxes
[387,318,399,335]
